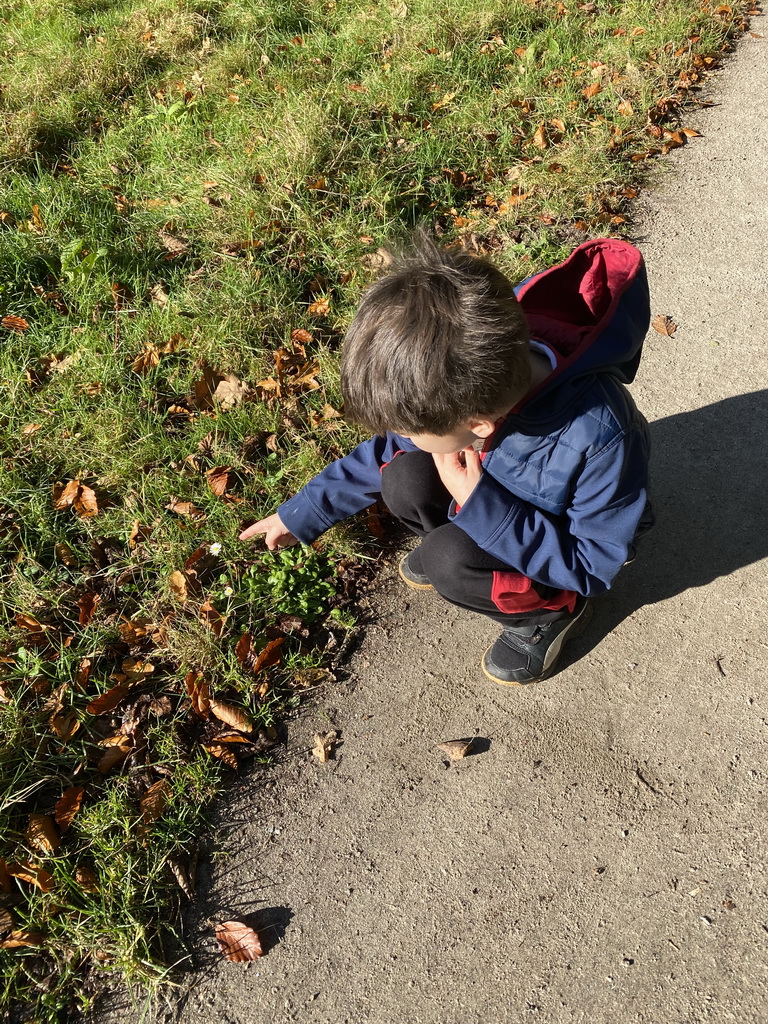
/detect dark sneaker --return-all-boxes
[482,598,592,686]
[398,550,433,591]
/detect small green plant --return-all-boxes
[238,548,336,623]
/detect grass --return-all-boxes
[0,0,755,1019]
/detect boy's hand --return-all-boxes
[239,512,299,550]
[432,447,483,507]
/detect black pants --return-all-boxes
[380,451,576,627]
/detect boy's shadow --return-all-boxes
[573,388,768,657]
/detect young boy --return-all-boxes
[240,232,653,685]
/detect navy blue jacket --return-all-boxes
[278,239,653,596]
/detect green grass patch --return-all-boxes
[0,0,753,1018]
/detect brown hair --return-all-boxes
[341,230,531,435]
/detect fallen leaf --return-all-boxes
[128,521,152,547]
[312,730,338,763]
[431,90,456,111]
[617,99,634,116]
[185,669,211,717]
[140,779,172,825]
[149,281,170,307]
[75,865,99,892]
[52,479,80,510]
[207,465,231,496]
[291,328,313,345]
[204,742,238,769]
[200,600,225,637]
[215,920,264,961]
[168,855,196,899]
[120,658,154,682]
[434,736,477,761]
[78,591,100,627]
[7,862,54,892]
[532,123,548,149]
[132,343,160,374]
[55,787,85,831]
[166,497,205,519]
[26,815,60,854]
[86,684,131,715]
[49,710,80,741]
[0,930,46,948]
[169,570,188,603]
[308,297,330,316]
[1,315,29,332]
[0,908,13,934]
[21,422,42,435]
[235,632,252,665]
[97,738,132,774]
[582,81,602,99]
[158,229,190,254]
[252,637,284,673]
[652,314,677,336]
[74,484,99,518]
[209,700,254,733]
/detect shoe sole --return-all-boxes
[481,601,593,687]
[397,556,434,591]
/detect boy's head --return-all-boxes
[340,229,531,444]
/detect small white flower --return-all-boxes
[223,586,234,597]
[209,542,223,555]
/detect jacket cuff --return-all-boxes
[277,491,335,545]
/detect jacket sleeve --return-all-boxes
[452,423,650,595]
[277,432,418,544]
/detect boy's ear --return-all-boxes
[467,417,498,438]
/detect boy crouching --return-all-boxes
[240,231,653,685]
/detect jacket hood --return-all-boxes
[514,238,650,406]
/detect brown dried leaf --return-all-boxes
[185,670,211,717]
[652,314,677,337]
[86,684,131,716]
[308,297,330,317]
[120,658,154,681]
[617,99,634,116]
[169,570,188,603]
[78,591,100,627]
[434,736,476,761]
[532,123,548,149]
[209,700,254,733]
[312,730,338,763]
[158,229,190,254]
[74,484,99,518]
[49,710,80,741]
[291,328,313,346]
[200,600,225,637]
[1,315,29,332]
[129,520,152,547]
[215,920,264,961]
[132,343,160,374]
[97,738,132,774]
[0,930,46,948]
[166,497,205,519]
[206,465,231,496]
[55,541,78,566]
[0,908,13,935]
[140,779,172,825]
[55,786,85,831]
[582,81,602,99]
[252,637,284,673]
[75,866,99,893]
[52,479,80,510]
[235,632,252,665]
[8,862,54,892]
[26,814,60,854]
[15,613,45,633]
[204,742,238,769]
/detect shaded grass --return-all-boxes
[0,0,754,1019]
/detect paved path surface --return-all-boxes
[172,21,768,1024]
